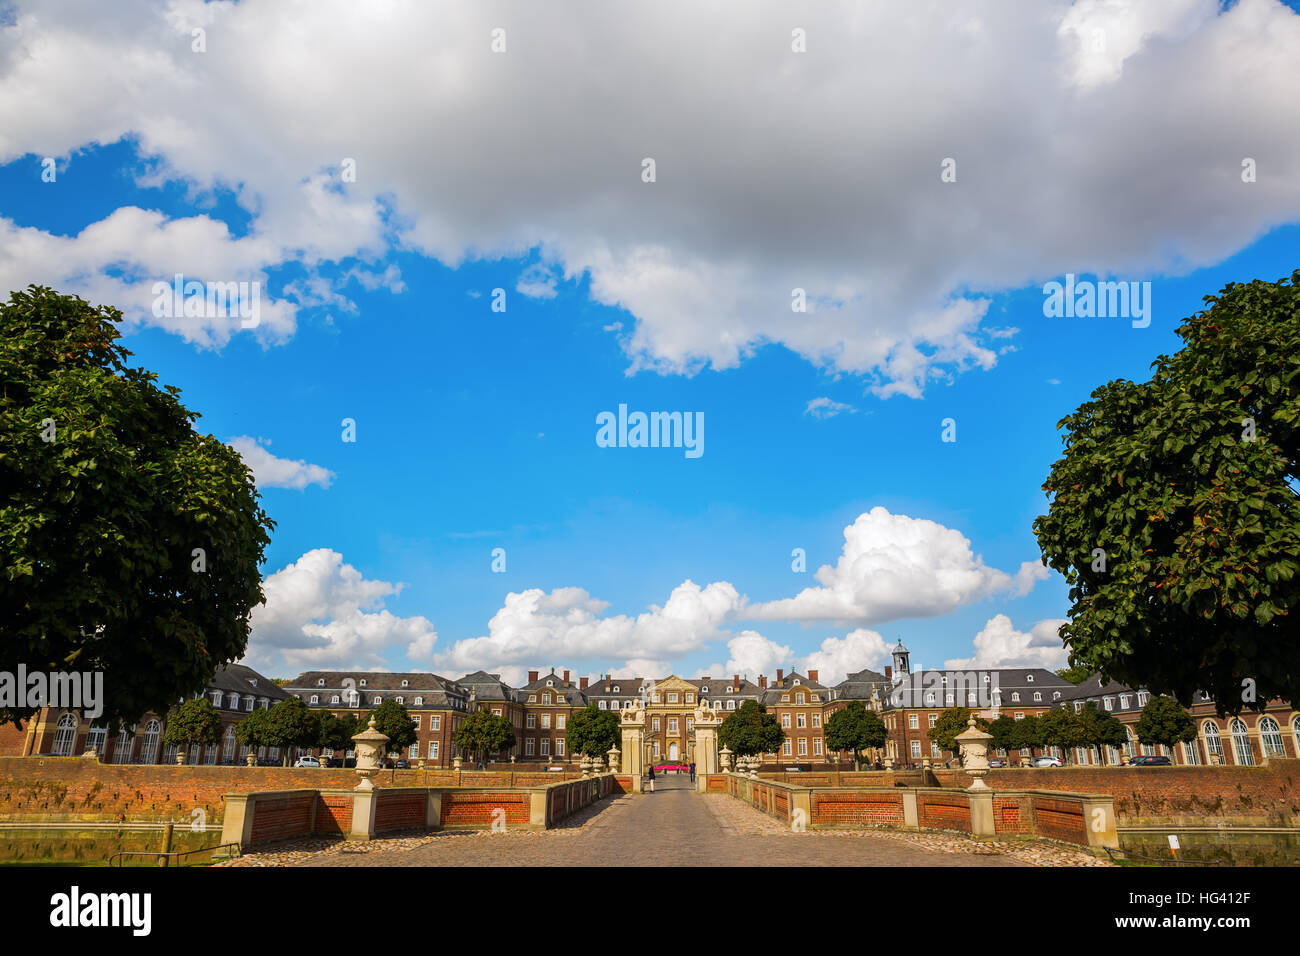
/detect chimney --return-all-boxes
[885,665,892,680]
[777,669,784,683]
[808,669,819,683]
[733,674,740,686]
[579,677,588,690]
[759,676,767,689]
[563,669,570,684]
[528,670,539,683]
[701,676,711,682]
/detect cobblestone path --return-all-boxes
[260,779,1064,867]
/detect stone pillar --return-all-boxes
[620,702,646,792]
[692,706,723,776]
[350,788,378,841]
[1078,795,1120,850]
[968,788,995,839]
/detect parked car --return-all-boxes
[293,755,321,768]
[394,759,409,769]
[1032,756,1063,767]
[1130,755,1172,766]
[988,759,1005,768]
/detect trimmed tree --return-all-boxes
[317,712,361,763]
[927,707,988,761]
[717,700,784,758]
[361,699,417,762]
[162,697,223,762]
[824,701,887,769]
[263,697,322,765]
[986,715,1021,762]
[565,704,619,758]
[1009,714,1045,765]
[1076,702,1128,763]
[233,707,271,762]
[1133,695,1198,756]
[455,708,517,766]
[1034,272,1300,712]
[0,286,275,730]
[1038,707,1086,764]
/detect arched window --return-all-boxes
[114,725,133,764]
[1203,721,1223,763]
[1229,719,1254,766]
[52,713,78,756]
[223,726,237,762]
[229,693,240,710]
[139,720,161,764]
[86,726,107,757]
[1293,715,1300,756]
[1181,739,1201,765]
[1259,717,1284,757]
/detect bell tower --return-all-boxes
[891,640,911,677]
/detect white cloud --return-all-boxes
[944,614,1071,670]
[747,507,1042,624]
[434,580,743,674]
[2,1,1296,391]
[245,549,437,673]
[696,631,792,682]
[797,628,893,687]
[805,397,857,419]
[516,261,561,299]
[228,436,334,490]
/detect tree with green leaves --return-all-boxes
[986,715,1021,760]
[1009,714,1044,765]
[0,286,275,731]
[360,699,417,762]
[1055,665,1093,685]
[1035,272,1300,713]
[1133,695,1198,754]
[824,701,887,769]
[1038,707,1086,764]
[455,708,517,765]
[927,707,988,760]
[564,704,618,758]
[260,697,322,765]
[233,707,271,762]
[162,697,223,762]
[317,711,361,762]
[1075,702,1128,763]
[717,700,784,757]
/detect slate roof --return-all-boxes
[285,671,470,710]
[209,663,292,701]
[834,667,892,702]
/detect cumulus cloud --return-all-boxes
[746,507,1040,624]
[434,580,743,674]
[3,1,1297,390]
[796,628,893,686]
[228,436,334,490]
[697,630,793,682]
[944,614,1071,670]
[245,549,437,673]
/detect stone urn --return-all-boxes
[955,715,994,790]
[719,746,732,772]
[580,754,592,777]
[176,749,186,765]
[510,754,516,764]
[351,716,390,791]
[245,752,257,767]
[883,755,894,771]
[453,755,463,772]
[607,745,621,773]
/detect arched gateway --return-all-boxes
[618,675,724,792]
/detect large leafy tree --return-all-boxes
[1055,665,1093,685]
[986,715,1022,758]
[0,286,275,730]
[823,701,887,769]
[259,697,322,765]
[1038,707,1086,764]
[360,699,417,760]
[1035,272,1300,713]
[564,704,618,757]
[455,708,517,764]
[162,697,223,759]
[1133,695,1198,752]
[1075,702,1128,760]
[717,700,784,757]
[317,712,362,759]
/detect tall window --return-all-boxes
[223,726,237,762]
[781,714,791,729]
[1203,721,1223,763]
[540,739,550,756]
[783,740,792,756]
[1229,719,1254,766]
[114,726,133,764]
[52,713,78,755]
[86,726,107,757]
[555,738,565,756]
[140,720,161,764]
[1181,739,1201,765]
[1259,717,1285,757]
[1293,715,1300,757]
[1123,726,1136,760]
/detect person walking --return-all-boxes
[689,761,695,783]
[648,764,655,792]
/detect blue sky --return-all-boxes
[2,0,1298,684]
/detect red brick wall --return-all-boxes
[248,793,315,844]
[993,795,1031,835]
[918,792,972,832]
[811,792,905,826]
[374,790,427,833]
[316,793,352,836]
[1030,796,1087,844]
[932,760,1300,824]
[441,791,529,827]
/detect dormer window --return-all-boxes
[701,687,708,694]
[373,696,382,705]
[396,697,404,704]
[1011,692,1020,702]
[317,679,325,686]
[359,680,367,687]
[793,679,800,686]
[1026,675,1034,682]
[983,675,990,683]
[546,680,554,687]
[401,680,409,688]
[613,686,620,693]
[1033,692,1042,702]
[414,697,423,706]
[310,695,319,704]
[331,696,340,704]
[1053,691,1061,700]
[941,676,948,684]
